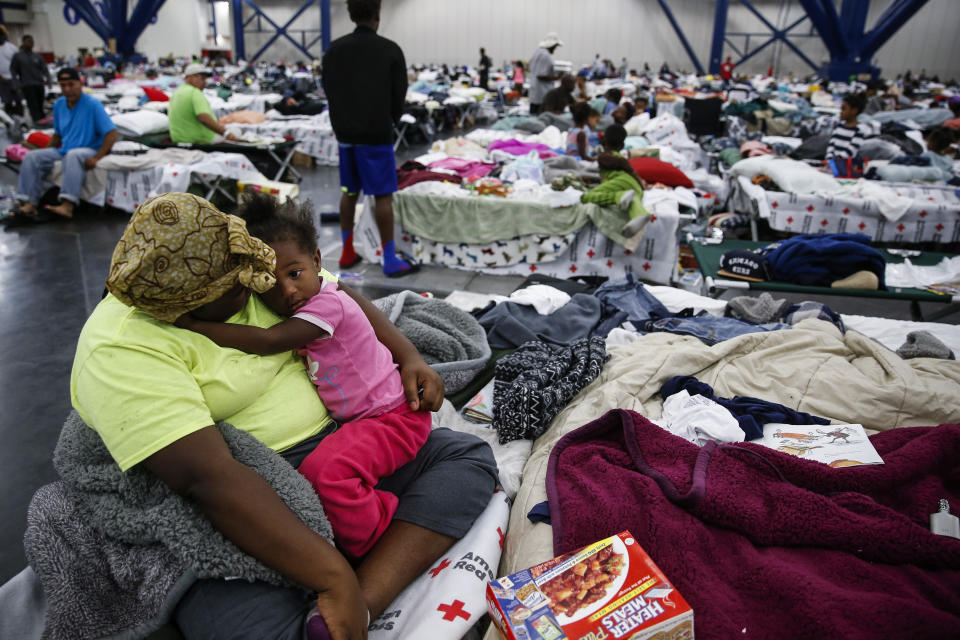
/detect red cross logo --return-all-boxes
[437,600,471,622]
[771,201,779,208]
[606,260,613,268]
[928,197,935,201]
[806,205,815,212]
[529,265,537,272]
[172,171,178,176]
[569,264,578,273]
[703,193,712,199]
[587,249,596,259]
[497,527,505,548]
[429,559,450,578]
[919,211,927,218]
[403,235,410,242]
[936,223,945,231]
[858,222,867,230]
[624,249,632,255]
[375,249,382,256]
[820,219,828,227]
[642,262,651,271]
[650,215,657,223]
[897,223,905,232]
[786,217,794,224]
[842,208,850,215]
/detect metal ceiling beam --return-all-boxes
[706,0,931,81]
[709,0,818,75]
[61,0,164,57]
[655,0,704,74]
[118,0,165,55]
[61,0,113,42]
[232,0,330,63]
[859,0,929,61]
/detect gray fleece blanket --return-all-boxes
[374,291,491,394]
[24,412,333,640]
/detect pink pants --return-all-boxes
[297,402,432,557]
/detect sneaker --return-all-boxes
[621,215,650,238]
[618,190,635,211]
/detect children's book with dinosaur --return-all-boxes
[757,423,884,468]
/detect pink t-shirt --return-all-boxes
[292,280,404,421]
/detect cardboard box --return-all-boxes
[291,151,315,168]
[487,531,693,640]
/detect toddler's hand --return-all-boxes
[173,313,196,329]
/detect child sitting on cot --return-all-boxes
[923,126,956,179]
[827,92,870,159]
[174,194,433,562]
[581,123,651,238]
[566,101,601,159]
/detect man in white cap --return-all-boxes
[529,32,563,115]
[168,62,237,143]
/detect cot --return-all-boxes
[730,175,960,244]
[688,237,960,321]
[136,134,302,184]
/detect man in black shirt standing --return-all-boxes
[11,35,48,123]
[478,47,491,89]
[322,0,415,277]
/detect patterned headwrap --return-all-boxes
[105,192,277,322]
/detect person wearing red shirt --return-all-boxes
[720,56,734,88]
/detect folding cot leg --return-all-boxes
[393,124,409,152]
[268,146,302,183]
[196,175,236,204]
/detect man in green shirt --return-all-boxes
[168,62,237,143]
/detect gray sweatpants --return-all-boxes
[174,427,498,640]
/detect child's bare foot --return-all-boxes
[45,201,75,219]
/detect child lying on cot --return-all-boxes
[581,123,651,239]
[175,194,433,563]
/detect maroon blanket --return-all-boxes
[546,410,960,640]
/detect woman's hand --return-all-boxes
[399,355,444,412]
[316,573,369,640]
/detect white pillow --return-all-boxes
[730,156,841,194]
[111,110,170,137]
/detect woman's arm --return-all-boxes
[142,427,369,640]
[175,314,325,355]
[338,283,444,411]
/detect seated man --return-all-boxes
[541,74,576,114]
[169,62,237,143]
[12,67,117,220]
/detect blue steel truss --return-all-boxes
[657,1,933,82]
[796,0,930,80]
[707,0,931,81]
[61,0,165,56]
[231,0,330,63]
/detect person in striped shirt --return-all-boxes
[827,93,868,159]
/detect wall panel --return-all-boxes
[22,0,960,81]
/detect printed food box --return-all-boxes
[486,531,693,640]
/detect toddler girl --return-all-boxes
[175,195,433,560]
[566,101,601,159]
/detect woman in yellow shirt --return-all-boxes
[71,192,498,639]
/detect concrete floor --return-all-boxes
[0,142,955,584]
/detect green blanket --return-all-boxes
[393,192,635,247]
